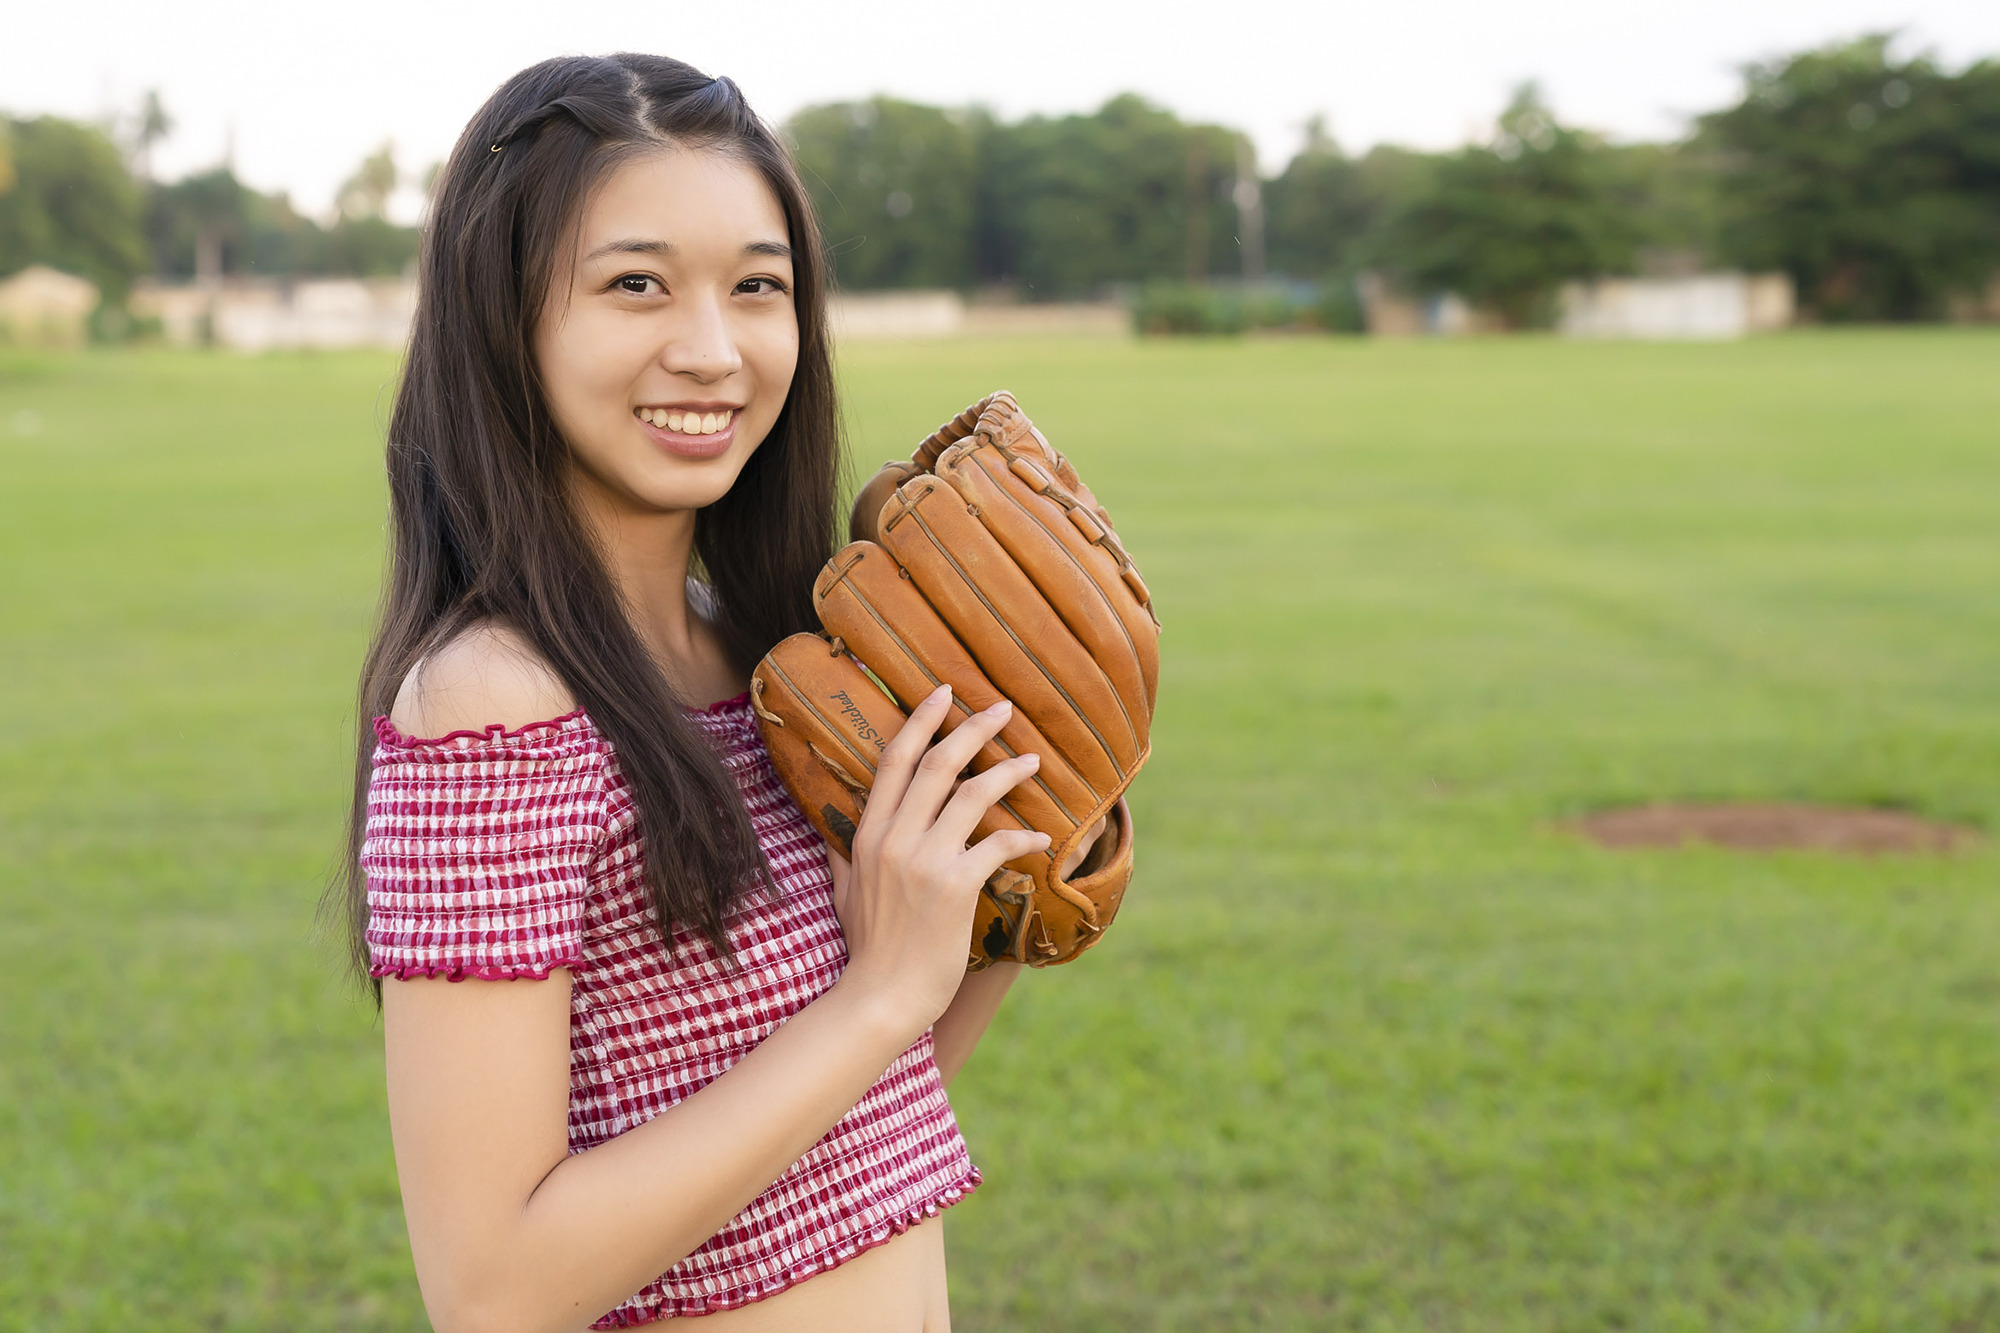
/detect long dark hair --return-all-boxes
[328,54,839,997]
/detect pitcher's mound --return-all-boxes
[1568,803,1977,855]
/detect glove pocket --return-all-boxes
[1035,795,1136,967]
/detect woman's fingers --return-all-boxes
[866,684,954,818]
[895,698,1015,829]
[932,752,1042,851]
[963,827,1054,882]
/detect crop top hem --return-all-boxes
[595,1166,982,1324]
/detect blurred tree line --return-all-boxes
[791,35,2000,325]
[0,34,1994,330]
[0,102,418,317]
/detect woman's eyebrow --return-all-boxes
[582,238,791,261]
[585,238,675,262]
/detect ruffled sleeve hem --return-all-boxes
[368,959,583,982]
[372,708,592,750]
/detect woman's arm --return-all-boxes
[384,667,1048,1333]
[385,966,917,1333]
[931,963,1021,1086]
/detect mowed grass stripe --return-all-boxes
[2,331,1997,1330]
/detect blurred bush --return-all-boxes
[1131,280,1364,336]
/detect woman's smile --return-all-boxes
[633,403,739,458]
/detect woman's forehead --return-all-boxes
[577,148,789,258]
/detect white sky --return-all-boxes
[6,0,1998,223]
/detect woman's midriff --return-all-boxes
[666,1217,949,1331]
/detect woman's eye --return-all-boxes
[617,275,660,295]
[737,277,788,296]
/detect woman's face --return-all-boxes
[535,146,799,520]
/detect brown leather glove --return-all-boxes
[750,391,1160,969]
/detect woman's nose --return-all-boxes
[661,293,742,382]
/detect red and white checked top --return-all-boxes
[361,694,979,1324]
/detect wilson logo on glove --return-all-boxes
[751,392,1159,970]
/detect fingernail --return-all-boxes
[986,700,1011,717]
[1023,753,1040,768]
[930,684,951,703]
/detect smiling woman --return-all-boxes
[541,154,799,506]
[325,54,1050,1332]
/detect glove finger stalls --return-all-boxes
[935,437,1158,743]
[849,460,925,546]
[879,475,1138,792]
[911,393,996,472]
[814,542,1099,833]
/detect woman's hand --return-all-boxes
[830,684,1050,1036]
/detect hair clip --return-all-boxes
[489,142,505,153]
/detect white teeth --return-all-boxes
[641,408,734,435]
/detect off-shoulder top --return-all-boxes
[360,694,979,1324]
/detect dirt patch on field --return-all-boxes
[1567,802,1978,855]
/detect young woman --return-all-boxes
[332,54,1087,1330]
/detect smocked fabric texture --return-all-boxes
[361,697,979,1323]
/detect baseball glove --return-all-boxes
[749,391,1159,969]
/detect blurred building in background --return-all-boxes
[1558,273,1795,340]
[130,277,415,351]
[828,290,1127,341]
[0,265,99,347]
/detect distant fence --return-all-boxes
[1359,271,1797,340]
[129,280,1130,350]
[830,291,1128,341]
[132,279,416,352]
[1559,274,1794,340]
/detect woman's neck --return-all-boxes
[573,484,744,704]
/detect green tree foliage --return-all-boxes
[974,95,1241,296]
[1264,123,1432,280]
[788,98,980,290]
[1376,86,1642,326]
[787,94,1244,297]
[336,143,398,222]
[1700,36,2000,320]
[0,115,150,301]
[146,167,418,280]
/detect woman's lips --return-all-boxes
[636,411,736,459]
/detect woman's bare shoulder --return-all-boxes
[389,622,578,739]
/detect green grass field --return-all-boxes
[4,329,1999,1331]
